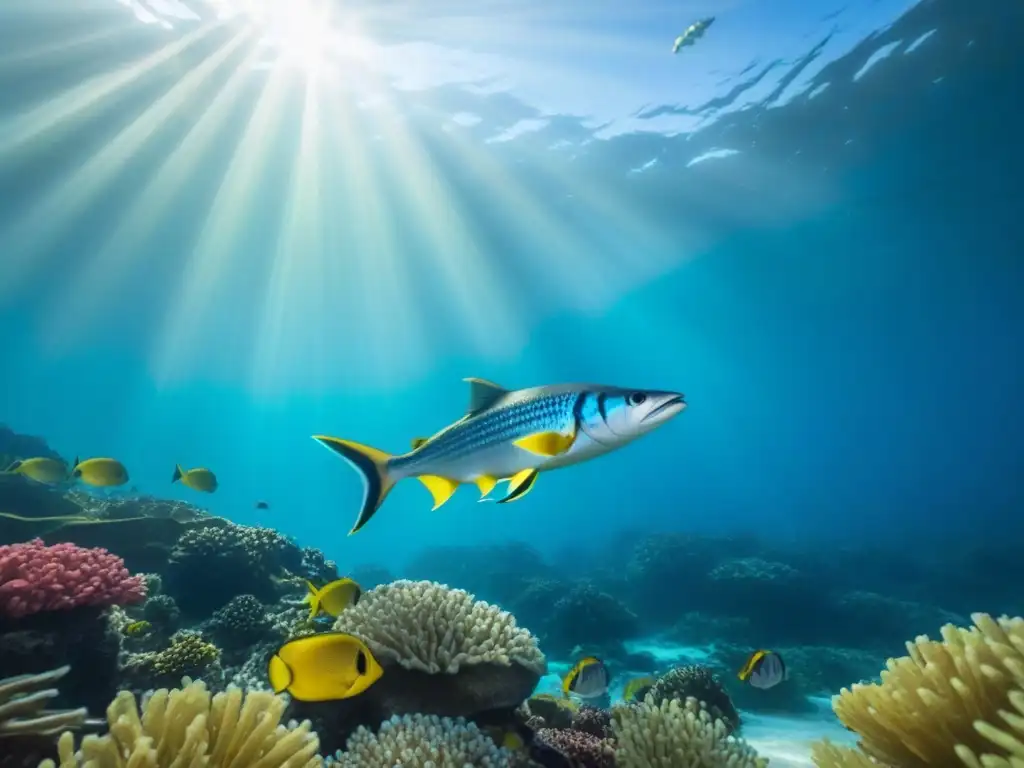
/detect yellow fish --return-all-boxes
[305,578,362,618]
[622,675,655,702]
[267,631,383,702]
[122,620,152,637]
[72,457,129,487]
[172,465,218,493]
[2,457,69,484]
[315,378,686,534]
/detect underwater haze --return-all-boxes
[2,3,1023,603]
[2,1,1024,766]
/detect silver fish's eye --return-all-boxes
[628,392,646,406]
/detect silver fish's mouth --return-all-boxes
[643,394,686,422]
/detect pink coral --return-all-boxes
[0,538,146,618]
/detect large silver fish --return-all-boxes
[315,378,687,534]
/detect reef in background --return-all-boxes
[1,423,1021,767]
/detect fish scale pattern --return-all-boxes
[400,392,578,469]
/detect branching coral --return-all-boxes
[0,538,146,618]
[40,678,322,767]
[612,696,767,768]
[332,579,546,675]
[811,612,1024,768]
[0,666,86,738]
[332,713,513,767]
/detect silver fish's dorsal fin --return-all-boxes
[463,377,508,415]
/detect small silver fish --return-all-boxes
[673,16,715,54]
[315,378,686,534]
[739,650,787,690]
[563,656,609,699]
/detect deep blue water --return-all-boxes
[0,0,1021,579]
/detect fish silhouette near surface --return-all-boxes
[673,16,715,53]
[314,378,686,534]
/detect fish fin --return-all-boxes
[463,377,508,415]
[172,465,183,483]
[305,581,321,618]
[1,460,21,473]
[417,475,460,511]
[513,430,576,457]
[410,437,428,450]
[497,469,539,504]
[474,474,498,498]
[313,436,397,535]
[267,653,293,695]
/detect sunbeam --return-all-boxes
[0,20,220,161]
[152,59,294,384]
[251,77,327,393]
[0,20,228,299]
[40,26,259,347]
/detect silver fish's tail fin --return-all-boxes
[313,435,397,535]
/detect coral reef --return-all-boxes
[535,727,616,767]
[811,612,1024,767]
[648,664,740,734]
[166,523,303,616]
[331,713,514,767]
[545,583,640,657]
[0,539,146,618]
[612,696,767,768]
[0,666,86,766]
[290,580,546,753]
[572,704,612,738]
[41,678,322,767]
[206,594,271,651]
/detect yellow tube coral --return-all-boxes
[39,678,322,768]
[812,612,1024,768]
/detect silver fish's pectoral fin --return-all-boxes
[497,469,539,504]
[463,377,508,415]
[417,475,459,511]
[513,430,576,457]
[474,474,498,499]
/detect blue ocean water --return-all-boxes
[1,1,1022,764]
[2,0,1020,573]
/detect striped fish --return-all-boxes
[314,378,686,534]
[738,650,787,690]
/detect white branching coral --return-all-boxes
[332,713,513,767]
[612,696,767,768]
[333,579,546,675]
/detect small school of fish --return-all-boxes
[315,378,686,535]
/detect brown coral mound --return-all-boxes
[536,727,616,768]
[811,612,1024,768]
[39,678,321,768]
